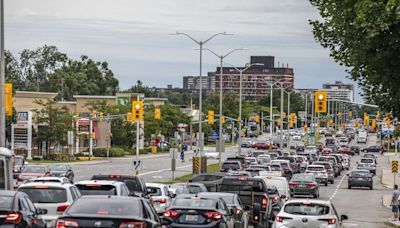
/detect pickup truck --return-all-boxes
[217,176,273,228]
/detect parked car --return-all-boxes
[347,169,373,190]
[17,165,50,186]
[146,183,173,215]
[18,181,81,227]
[91,174,149,198]
[0,190,46,227]
[48,164,74,183]
[75,180,130,196]
[273,199,348,228]
[289,174,320,198]
[198,192,249,228]
[56,195,161,228]
[190,173,228,192]
[305,165,328,186]
[163,194,235,228]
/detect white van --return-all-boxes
[357,131,368,144]
[255,175,290,201]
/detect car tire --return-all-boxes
[325,182,328,186]
[370,186,373,190]
[348,185,351,189]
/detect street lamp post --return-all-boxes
[285,90,295,130]
[225,62,263,155]
[204,48,245,167]
[171,32,231,155]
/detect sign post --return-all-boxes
[392,160,398,186]
[170,148,177,181]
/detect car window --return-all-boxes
[173,198,216,208]
[68,199,142,216]
[70,187,78,200]
[148,187,162,196]
[23,166,46,173]
[284,202,330,216]
[361,159,373,163]
[307,166,324,172]
[0,195,13,210]
[76,184,117,195]
[220,195,234,204]
[292,174,315,182]
[19,197,30,211]
[19,187,68,203]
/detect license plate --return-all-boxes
[299,184,305,187]
[358,178,364,181]
[186,215,198,221]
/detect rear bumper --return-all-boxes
[170,221,220,228]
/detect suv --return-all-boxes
[18,181,81,227]
[221,160,243,172]
[358,158,376,175]
[317,156,340,177]
[75,180,130,196]
[146,183,173,214]
[312,161,335,184]
[190,173,228,191]
[91,174,149,198]
[271,160,293,179]
[217,176,272,228]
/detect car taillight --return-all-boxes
[276,216,283,223]
[262,196,268,208]
[289,182,297,187]
[119,221,146,228]
[56,204,70,213]
[235,209,241,216]
[204,211,222,220]
[56,219,79,228]
[156,198,167,204]
[6,213,21,224]
[307,183,317,187]
[328,218,336,224]
[163,210,180,218]
[272,195,279,202]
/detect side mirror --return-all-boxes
[160,218,171,226]
[280,194,286,199]
[169,191,176,198]
[37,208,47,215]
[341,214,348,221]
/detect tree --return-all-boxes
[309,0,400,115]
[33,99,73,154]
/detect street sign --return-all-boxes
[392,160,398,173]
[320,115,333,120]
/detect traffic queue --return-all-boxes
[0,127,381,228]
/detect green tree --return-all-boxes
[309,0,400,115]
[33,99,73,154]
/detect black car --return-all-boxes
[48,164,74,183]
[0,190,46,228]
[365,145,381,153]
[198,192,248,228]
[56,195,161,227]
[163,195,235,228]
[91,174,149,198]
[347,169,373,190]
[350,146,360,155]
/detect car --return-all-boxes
[289,173,320,198]
[338,147,354,156]
[0,190,46,228]
[17,165,50,186]
[244,157,259,167]
[347,169,373,190]
[357,131,368,143]
[146,183,173,214]
[305,165,328,186]
[317,156,340,177]
[32,176,71,184]
[220,160,243,172]
[358,158,376,175]
[266,185,285,220]
[56,195,162,228]
[272,199,348,228]
[91,174,149,198]
[271,160,293,179]
[255,175,290,201]
[350,145,361,155]
[245,167,268,177]
[205,151,219,159]
[335,131,344,137]
[17,181,81,227]
[13,155,27,179]
[363,153,377,164]
[171,182,208,194]
[276,156,300,174]
[312,161,335,184]
[322,147,333,155]
[190,173,228,192]
[163,194,235,228]
[198,192,249,228]
[75,180,130,196]
[257,154,272,164]
[48,164,74,183]
[365,145,382,153]
[292,134,302,141]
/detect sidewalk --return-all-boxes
[382,154,400,227]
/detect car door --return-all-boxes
[218,199,234,228]
[24,196,45,228]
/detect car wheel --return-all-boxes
[348,185,351,189]
[325,182,328,186]
[370,186,373,190]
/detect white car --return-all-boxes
[146,183,173,214]
[32,176,71,184]
[205,151,219,159]
[255,175,290,201]
[292,134,302,141]
[18,181,81,227]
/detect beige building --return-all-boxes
[14,91,58,113]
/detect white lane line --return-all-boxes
[138,164,192,177]
[329,167,355,201]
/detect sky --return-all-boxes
[6,0,361,101]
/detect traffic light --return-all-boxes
[355,120,359,128]
[329,119,333,127]
[277,118,281,126]
[376,111,380,119]
[132,101,144,121]
[282,112,286,118]
[92,132,96,139]
[386,117,391,126]
[348,111,352,118]
[208,110,214,125]
[364,114,369,126]
[255,115,260,123]
[99,112,103,121]
[127,112,133,122]
[154,108,161,120]
[221,116,225,125]
[92,110,97,118]
[372,119,376,129]
[289,113,296,129]
[5,83,12,116]
[338,112,341,117]
[314,91,327,113]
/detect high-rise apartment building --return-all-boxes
[322,81,354,102]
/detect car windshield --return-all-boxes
[76,184,117,195]
[19,187,67,203]
[49,165,67,171]
[220,179,266,192]
[23,166,45,173]
[284,202,330,215]
[14,158,23,166]
[173,198,216,208]
[0,195,13,210]
[361,159,373,163]
[68,198,142,216]
[147,187,162,196]
[292,174,315,182]
[188,185,204,194]
[220,195,234,204]
[175,187,189,195]
[307,166,324,172]
[222,163,239,170]
[192,175,222,182]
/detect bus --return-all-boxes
[0,147,14,190]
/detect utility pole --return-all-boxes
[311,91,315,144]
[89,115,93,159]
[280,83,284,149]
[0,0,5,147]
[106,113,111,158]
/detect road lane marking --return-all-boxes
[329,167,356,201]
[138,164,192,176]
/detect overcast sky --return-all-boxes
[6,0,360,100]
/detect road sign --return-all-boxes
[320,115,333,120]
[392,160,398,173]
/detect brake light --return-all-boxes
[307,183,317,187]
[56,219,79,228]
[262,196,268,208]
[156,198,167,204]
[119,221,146,228]
[33,186,49,189]
[328,218,336,224]
[109,175,122,179]
[56,204,70,213]
[204,211,222,220]
[85,184,102,187]
[276,216,283,222]
[272,195,279,202]
[237,176,247,181]
[6,213,21,224]
[289,182,297,187]
[235,209,241,215]
[163,210,180,218]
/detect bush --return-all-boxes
[45,153,75,161]
[90,147,127,157]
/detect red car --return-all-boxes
[17,165,50,185]
[338,147,354,156]
[321,147,332,155]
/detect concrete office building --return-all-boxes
[322,81,354,102]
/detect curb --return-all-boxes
[385,221,400,228]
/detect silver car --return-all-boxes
[146,183,173,214]
[273,199,348,228]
